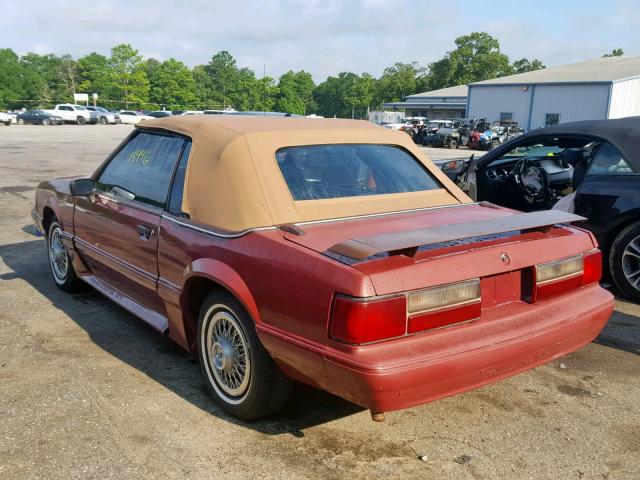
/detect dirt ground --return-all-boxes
[0,124,639,480]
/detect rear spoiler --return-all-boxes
[327,209,586,261]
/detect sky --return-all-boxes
[1,0,639,82]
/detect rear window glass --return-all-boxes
[276,144,441,201]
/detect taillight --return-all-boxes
[532,250,602,302]
[407,279,481,334]
[330,295,406,344]
[330,279,481,345]
[583,250,603,285]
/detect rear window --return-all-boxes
[276,144,441,201]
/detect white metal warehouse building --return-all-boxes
[467,56,640,130]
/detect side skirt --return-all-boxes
[79,273,169,334]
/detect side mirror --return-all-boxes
[70,178,96,196]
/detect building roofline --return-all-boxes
[469,80,614,88]
[612,73,640,84]
[382,102,467,108]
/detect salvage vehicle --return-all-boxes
[449,117,640,302]
[32,116,613,421]
[423,120,462,149]
[469,121,524,151]
[16,110,64,125]
[385,117,427,142]
[458,118,488,146]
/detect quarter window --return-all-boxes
[168,141,192,215]
[588,143,636,175]
[97,132,186,207]
[276,144,442,201]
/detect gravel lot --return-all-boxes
[0,124,639,480]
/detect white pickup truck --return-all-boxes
[43,104,98,125]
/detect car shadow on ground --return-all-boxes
[596,287,640,356]
[0,238,363,437]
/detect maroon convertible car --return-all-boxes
[33,116,613,421]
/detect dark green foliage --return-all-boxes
[0,33,556,115]
[603,48,624,58]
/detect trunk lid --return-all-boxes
[284,203,595,296]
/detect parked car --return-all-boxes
[0,111,12,125]
[148,111,173,118]
[448,117,640,302]
[43,104,97,124]
[32,116,613,421]
[117,110,153,124]
[86,106,120,124]
[16,110,64,125]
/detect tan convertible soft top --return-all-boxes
[139,115,471,232]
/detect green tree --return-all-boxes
[0,49,25,108]
[603,48,624,57]
[19,53,63,104]
[429,32,511,89]
[374,62,429,107]
[143,58,161,80]
[192,64,209,106]
[58,54,78,99]
[203,51,239,108]
[77,52,109,98]
[314,76,340,117]
[106,44,149,107]
[314,72,375,118]
[149,58,197,109]
[248,76,279,111]
[227,67,257,110]
[199,51,279,111]
[511,58,545,74]
[276,70,316,115]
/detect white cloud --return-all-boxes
[0,0,637,82]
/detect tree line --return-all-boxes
[0,32,547,117]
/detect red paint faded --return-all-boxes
[34,180,614,415]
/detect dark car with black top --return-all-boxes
[449,117,640,302]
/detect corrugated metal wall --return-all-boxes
[467,85,532,126]
[468,83,611,130]
[528,84,609,129]
[609,78,640,118]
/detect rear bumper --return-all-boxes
[261,285,613,413]
[322,285,613,412]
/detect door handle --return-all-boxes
[136,224,154,240]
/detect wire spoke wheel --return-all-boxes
[48,226,68,283]
[204,307,251,401]
[622,234,640,291]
